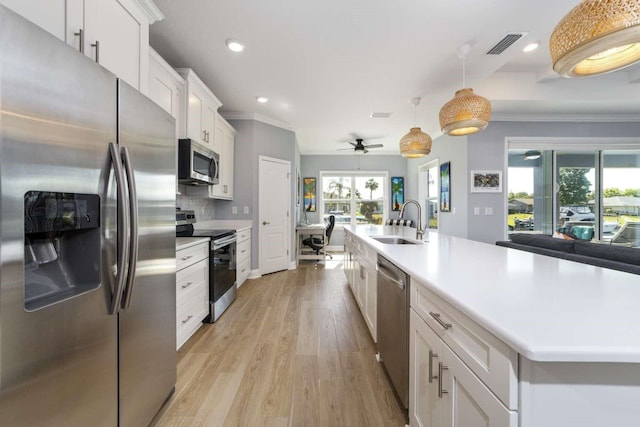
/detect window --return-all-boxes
[320,172,388,226]
[418,160,439,230]
[507,140,640,247]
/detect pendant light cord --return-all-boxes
[462,55,466,88]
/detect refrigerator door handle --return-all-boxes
[121,147,139,309]
[109,142,130,314]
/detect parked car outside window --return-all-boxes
[560,207,595,222]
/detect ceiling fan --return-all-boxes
[338,138,384,154]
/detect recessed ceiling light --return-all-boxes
[523,41,540,53]
[226,39,245,53]
[256,96,268,103]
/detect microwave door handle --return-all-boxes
[210,154,219,182]
[108,143,130,315]
[120,147,139,310]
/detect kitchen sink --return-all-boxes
[369,236,422,245]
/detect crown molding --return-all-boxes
[221,112,296,132]
[491,112,640,123]
[135,0,165,23]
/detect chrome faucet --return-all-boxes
[399,200,426,240]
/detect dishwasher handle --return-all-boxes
[377,262,405,290]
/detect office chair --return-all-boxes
[303,215,335,259]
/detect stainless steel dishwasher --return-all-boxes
[377,254,410,409]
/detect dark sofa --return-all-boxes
[496,233,640,275]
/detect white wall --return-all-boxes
[467,121,640,244]
[218,119,298,268]
[406,133,469,239]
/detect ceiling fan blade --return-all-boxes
[337,147,354,151]
[365,144,384,149]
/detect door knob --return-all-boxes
[263,221,270,225]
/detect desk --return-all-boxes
[296,224,328,261]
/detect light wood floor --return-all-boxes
[152,257,406,427]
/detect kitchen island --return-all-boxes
[344,224,640,427]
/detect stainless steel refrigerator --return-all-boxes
[0,6,176,426]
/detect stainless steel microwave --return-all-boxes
[178,139,219,185]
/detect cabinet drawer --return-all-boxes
[176,242,209,271]
[411,280,518,410]
[176,259,208,306]
[237,256,250,285]
[176,289,208,349]
[236,228,251,243]
[236,239,251,262]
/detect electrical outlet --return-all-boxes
[243,206,249,214]
[231,206,237,215]
[485,207,493,215]
[474,207,480,215]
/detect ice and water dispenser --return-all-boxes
[24,191,101,311]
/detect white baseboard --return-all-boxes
[288,261,297,270]
[248,269,260,280]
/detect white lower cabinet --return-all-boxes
[410,308,517,427]
[342,233,376,342]
[176,240,209,350]
[235,227,252,287]
[410,308,443,427]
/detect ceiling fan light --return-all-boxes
[550,0,640,77]
[439,88,491,136]
[399,127,432,158]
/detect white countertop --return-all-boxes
[176,236,210,251]
[195,220,252,232]
[345,225,640,363]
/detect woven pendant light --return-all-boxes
[399,97,432,158]
[550,0,640,77]
[439,43,491,137]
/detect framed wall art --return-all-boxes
[296,169,301,207]
[391,176,404,211]
[303,177,316,211]
[439,162,451,212]
[470,170,502,193]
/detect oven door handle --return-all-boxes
[213,235,236,250]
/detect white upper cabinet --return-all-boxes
[0,0,68,40]
[148,47,185,138]
[210,114,235,199]
[0,0,163,93]
[176,68,222,152]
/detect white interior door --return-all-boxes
[259,156,290,275]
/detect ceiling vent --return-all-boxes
[370,112,392,118]
[486,33,526,55]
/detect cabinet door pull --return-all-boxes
[74,29,84,53]
[181,281,193,289]
[91,40,100,63]
[181,315,194,324]
[180,255,193,262]
[438,362,449,398]
[428,349,439,383]
[429,312,452,330]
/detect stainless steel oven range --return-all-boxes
[176,210,237,322]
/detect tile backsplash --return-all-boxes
[177,192,216,221]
